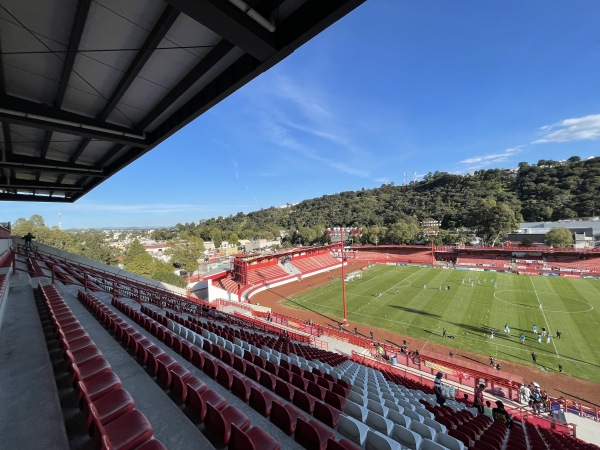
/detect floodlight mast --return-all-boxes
[421,220,441,267]
[328,226,361,324]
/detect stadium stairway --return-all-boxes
[0,271,69,449]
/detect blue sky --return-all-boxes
[7,1,600,229]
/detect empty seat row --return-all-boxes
[40,284,164,450]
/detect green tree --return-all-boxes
[166,236,204,275]
[387,221,420,244]
[123,239,147,266]
[545,227,573,248]
[474,199,519,246]
[126,252,155,277]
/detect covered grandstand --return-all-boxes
[2,0,600,448]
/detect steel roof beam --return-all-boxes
[164,0,276,61]
[0,95,148,147]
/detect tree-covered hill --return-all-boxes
[170,156,598,246]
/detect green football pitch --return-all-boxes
[283,265,600,383]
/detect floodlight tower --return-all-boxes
[421,220,441,267]
[327,226,361,324]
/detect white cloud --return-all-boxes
[533,114,600,143]
[460,147,522,167]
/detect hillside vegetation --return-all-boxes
[169,156,599,246]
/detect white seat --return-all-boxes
[351,385,365,395]
[365,429,402,450]
[232,344,244,357]
[348,390,366,407]
[397,399,415,411]
[421,438,449,450]
[269,353,280,365]
[344,400,368,422]
[177,326,188,340]
[403,408,423,423]
[193,334,204,347]
[367,392,382,402]
[423,417,446,434]
[436,432,465,450]
[410,419,436,441]
[367,399,389,417]
[337,414,370,446]
[415,406,434,420]
[166,319,176,331]
[384,400,403,413]
[386,409,411,428]
[389,424,422,450]
[366,410,394,435]
[382,393,397,403]
[224,340,234,352]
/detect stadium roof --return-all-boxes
[0,0,364,203]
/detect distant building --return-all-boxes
[505,220,598,248]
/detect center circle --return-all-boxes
[493,289,593,314]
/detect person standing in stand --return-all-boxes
[434,372,446,406]
[474,383,485,414]
[23,232,35,251]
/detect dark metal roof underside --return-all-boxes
[0,0,364,202]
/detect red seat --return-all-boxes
[233,355,246,373]
[140,344,162,366]
[307,381,326,400]
[190,345,204,369]
[249,387,273,417]
[317,377,333,391]
[295,418,334,450]
[265,360,279,376]
[180,340,193,361]
[185,387,226,422]
[275,379,294,401]
[292,373,308,391]
[245,363,260,382]
[211,344,223,360]
[229,423,281,450]
[270,401,306,435]
[277,367,291,382]
[169,365,192,401]
[203,357,218,379]
[156,358,178,388]
[83,388,135,436]
[324,390,345,411]
[221,349,234,366]
[217,363,234,389]
[259,370,276,391]
[77,371,122,405]
[205,403,250,445]
[313,400,340,428]
[72,357,112,385]
[148,352,175,378]
[95,409,153,450]
[449,428,472,447]
[293,389,316,414]
[66,346,103,368]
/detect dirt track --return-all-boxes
[253,262,600,407]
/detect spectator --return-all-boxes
[23,232,35,251]
[492,401,513,428]
[434,372,446,406]
[474,383,485,414]
[483,400,494,419]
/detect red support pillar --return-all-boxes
[341,227,347,324]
